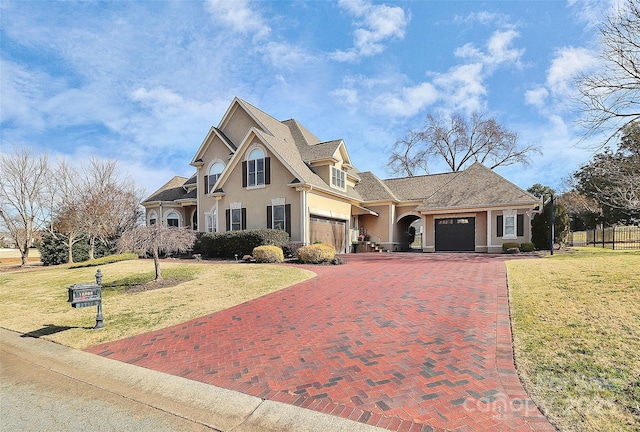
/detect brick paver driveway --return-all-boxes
[88,253,553,431]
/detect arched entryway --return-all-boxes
[396,214,423,251]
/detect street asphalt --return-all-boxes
[0,327,387,432]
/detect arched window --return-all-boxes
[247,148,265,187]
[207,161,225,193]
[166,212,179,227]
[191,210,198,230]
[148,210,157,226]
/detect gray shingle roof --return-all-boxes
[415,163,538,211]
[143,175,196,203]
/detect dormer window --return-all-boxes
[331,166,346,190]
[206,161,225,193]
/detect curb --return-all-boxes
[0,328,386,432]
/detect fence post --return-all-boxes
[602,225,605,248]
[612,225,615,250]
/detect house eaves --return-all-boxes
[190,127,237,166]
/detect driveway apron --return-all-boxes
[87,254,553,431]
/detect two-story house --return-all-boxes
[142,98,540,253]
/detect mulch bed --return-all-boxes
[124,278,189,293]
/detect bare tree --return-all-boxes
[577,0,640,142]
[79,159,144,260]
[388,111,539,176]
[0,148,51,266]
[573,122,640,220]
[48,160,86,264]
[118,225,197,280]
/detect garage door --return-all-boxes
[310,217,346,253]
[435,217,475,252]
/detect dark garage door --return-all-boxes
[435,217,475,252]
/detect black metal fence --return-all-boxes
[569,226,640,250]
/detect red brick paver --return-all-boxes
[87,254,554,431]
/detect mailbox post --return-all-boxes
[67,269,104,329]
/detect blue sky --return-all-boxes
[1,0,615,197]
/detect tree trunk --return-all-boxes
[20,241,29,267]
[152,247,162,280]
[67,235,74,264]
[88,236,95,260]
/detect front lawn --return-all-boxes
[507,248,640,432]
[0,260,314,349]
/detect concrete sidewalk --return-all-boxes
[0,328,386,432]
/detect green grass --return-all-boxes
[507,248,640,432]
[0,259,314,349]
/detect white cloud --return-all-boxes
[206,0,271,40]
[331,0,409,62]
[455,29,524,70]
[373,82,439,117]
[525,87,549,108]
[432,63,487,113]
[546,46,598,97]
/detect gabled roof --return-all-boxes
[214,99,363,201]
[143,175,196,204]
[383,172,458,201]
[415,163,538,211]
[190,127,237,165]
[355,171,399,202]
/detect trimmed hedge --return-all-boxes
[502,242,520,253]
[297,243,335,264]
[519,242,535,252]
[252,245,284,263]
[194,229,289,259]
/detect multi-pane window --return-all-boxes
[207,162,224,193]
[148,211,157,226]
[205,208,217,233]
[231,208,242,231]
[166,212,179,227]
[331,166,346,190]
[272,205,285,231]
[504,215,515,236]
[247,148,265,187]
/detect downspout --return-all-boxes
[487,209,492,252]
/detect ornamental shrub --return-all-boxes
[519,242,535,252]
[194,229,289,259]
[252,245,284,263]
[297,243,335,264]
[502,242,520,253]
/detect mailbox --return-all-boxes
[67,283,101,308]
[67,269,104,329]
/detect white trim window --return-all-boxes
[207,161,225,193]
[502,209,517,239]
[231,208,242,231]
[331,166,346,190]
[272,204,285,230]
[148,210,157,226]
[166,211,180,227]
[205,206,217,233]
[247,148,265,187]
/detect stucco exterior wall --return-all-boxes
[220,107,259,146]
[307,192,351,221]
[358,203,392,244]
[213,147,303,241]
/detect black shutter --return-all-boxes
[265,157,271,185]
[204,175,209,194]
[241,208,247,230]
[497,215,503,237]
[242,161,247,187]
[285,204,291,237]
[517,214,524,237]
[267,206,272,228]
[226,209,230,231]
